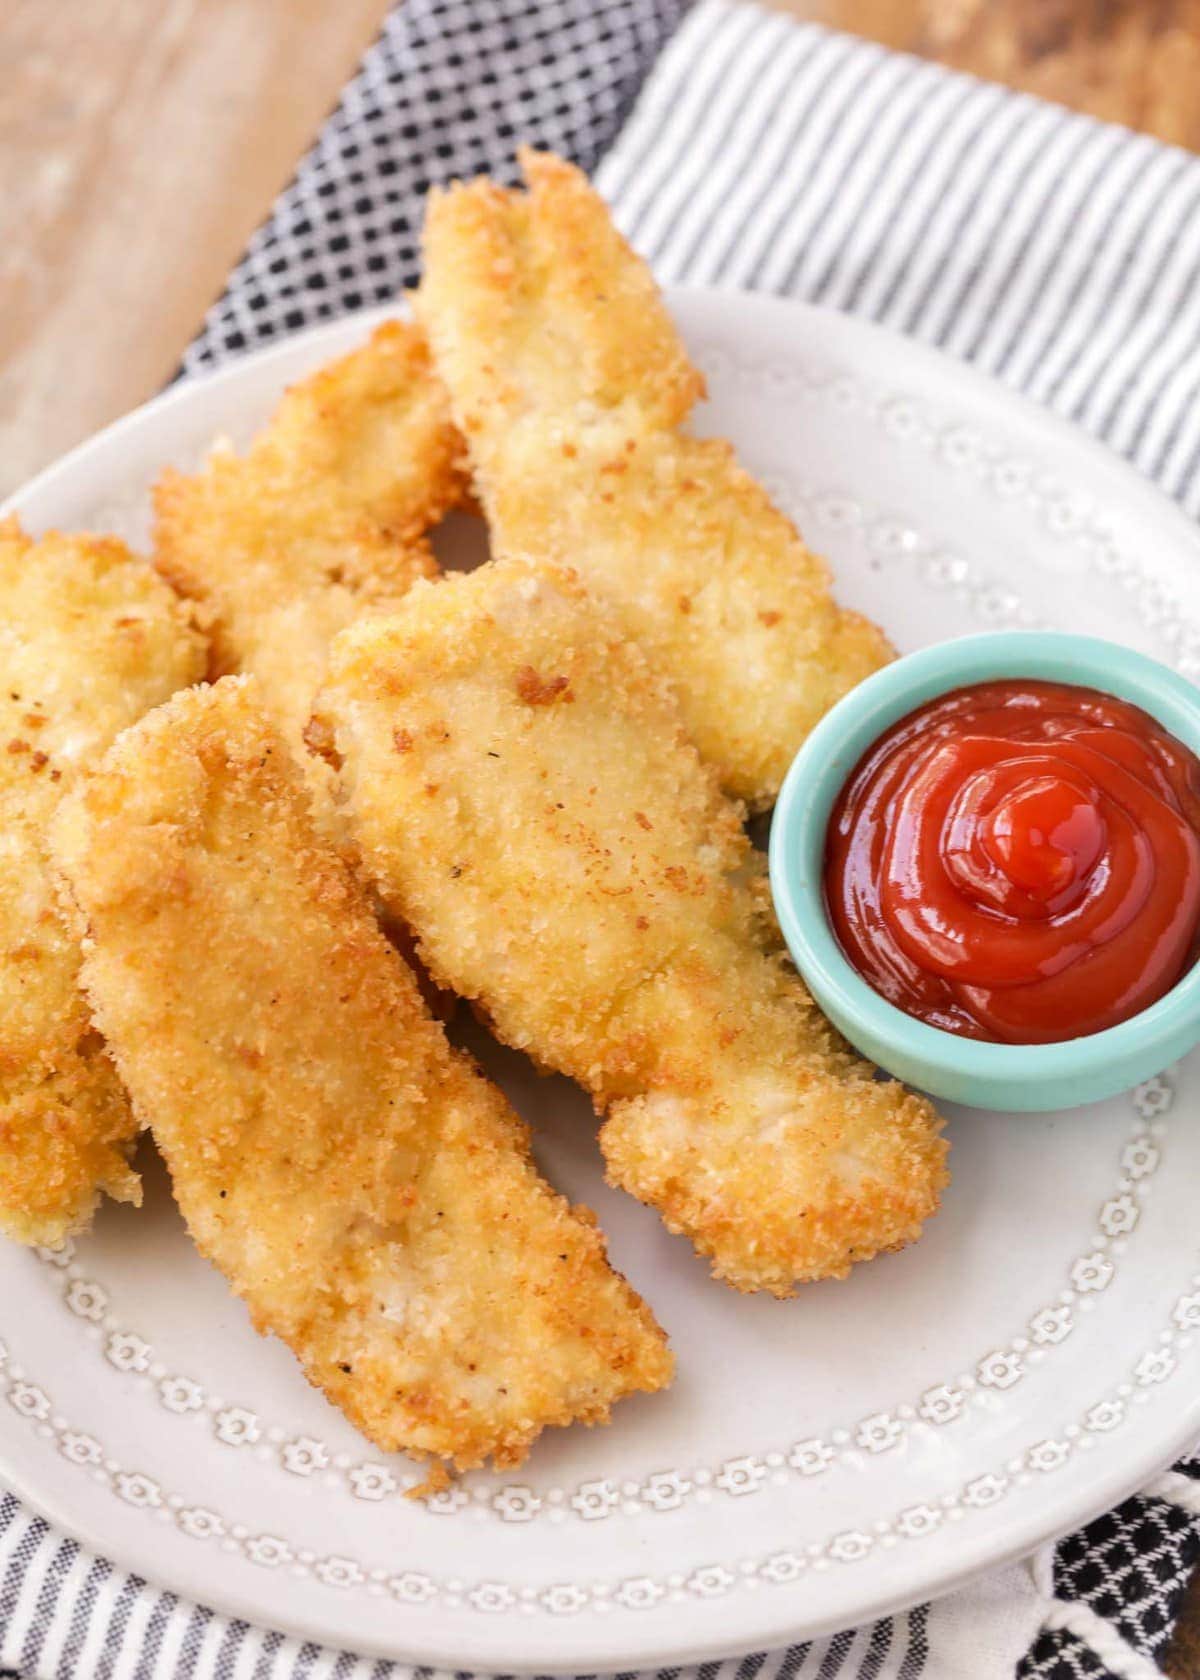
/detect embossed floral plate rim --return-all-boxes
[2,290,1199,1673]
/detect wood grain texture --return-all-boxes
[771,0,1200,148]
[0,0,391,499]
[4,0,1200,503]
[1177,1568,1200,1680]
[2,4,1200,1669]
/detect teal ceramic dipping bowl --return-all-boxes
[768,631,1200,1111]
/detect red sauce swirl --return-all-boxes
[825,680,1200,1043]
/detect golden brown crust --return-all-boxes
[152,320,467,758]
[420,152,703,437]
[0,518,207,1245]
[51,678,671,1468]
[313,564,948,1296]
[417,150,893,809]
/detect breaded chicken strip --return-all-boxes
[0,519,206,1246]
[51,679,671,1468]
[311,565,948,1296]
[153,320,466,755]
[417,150,892,810]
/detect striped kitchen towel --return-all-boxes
[6,1,1200,1676]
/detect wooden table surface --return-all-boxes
[7,0,1200,502]
[3,0,1199,1671]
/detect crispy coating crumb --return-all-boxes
[313,564,949,1297]
[51,679,671,1468]
[153,320,467,758]
[0,518,207,1246]
[408,1460,453,1500]
[417,149,893,810]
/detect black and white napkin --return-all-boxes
[5,2,1200,1676]
[182,0,690,375]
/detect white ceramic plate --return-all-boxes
[3,292,1200,1673]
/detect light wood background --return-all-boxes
[3,1,1199,1671]
[6,0,1200,501]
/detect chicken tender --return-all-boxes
[417,149,892,810]
[311,565,948,1296]
[0,519,206,1246]
[153,320,466,755]
[51,678,671,1468]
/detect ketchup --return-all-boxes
[825,681,1200,1043]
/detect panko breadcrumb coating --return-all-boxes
[51,678,671,1469]
[311,564,948,1297]
[417,148,893,810]
[0,518,206,1246]
[153,320,466,756]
